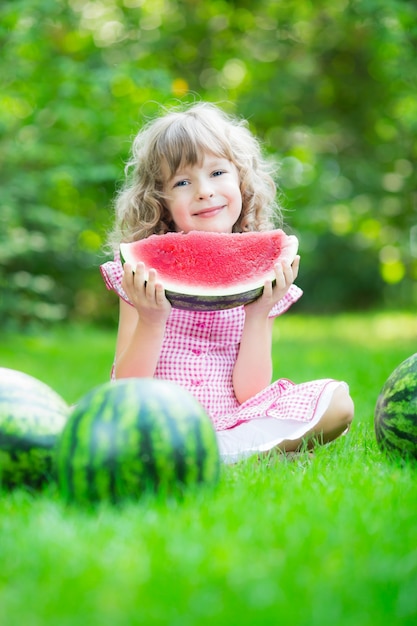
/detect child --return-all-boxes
[101,102,354,464]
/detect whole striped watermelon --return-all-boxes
[374,353,417,461]
[118,229,299,311]
[0,368,69,489]
[55,378,220,505]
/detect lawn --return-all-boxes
[0,311,416,626]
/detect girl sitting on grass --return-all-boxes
[101,101,354,463]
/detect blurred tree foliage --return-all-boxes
[1,0,416,328]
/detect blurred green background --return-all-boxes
[1,0,416,329]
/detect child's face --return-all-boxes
[161,154,242,233]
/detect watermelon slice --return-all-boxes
[120,229,299,311]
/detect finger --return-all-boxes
[123,263,147,299]
[133,262,146,280]
[291,255,300,280]
[122,263,135,290]
[280,259,298,286]
[281,260,295,285]
[273,262,286,290]
[155,282,167,306]
[134,263,149,293]
[263,278,273,297]
[145,268,157,300]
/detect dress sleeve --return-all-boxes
[100,252,133,305]
[268,284,303,318]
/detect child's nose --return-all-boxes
[197,178,214,199]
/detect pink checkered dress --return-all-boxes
[100,255,341,451]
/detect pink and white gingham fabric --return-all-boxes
[100,255,342,438]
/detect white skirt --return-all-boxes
[216,381,344,464]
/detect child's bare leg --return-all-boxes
[278,384,354,453]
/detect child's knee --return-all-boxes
[333,384,354,429]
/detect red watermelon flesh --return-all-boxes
[120,229,299,311]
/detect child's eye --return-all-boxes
[212,170,225,177]
[173,179,189,187]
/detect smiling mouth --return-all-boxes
[194,206,224,216]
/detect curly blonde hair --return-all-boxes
[107,102,283,249]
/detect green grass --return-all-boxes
[1,312,417,626]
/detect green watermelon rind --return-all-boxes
[0,448,55,489]
[56,378,220,505]
[164,284,267,311]
[374,354,417,461]
[0,368,70,489]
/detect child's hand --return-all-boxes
[245,255,300,318]
[121,262,171,326]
